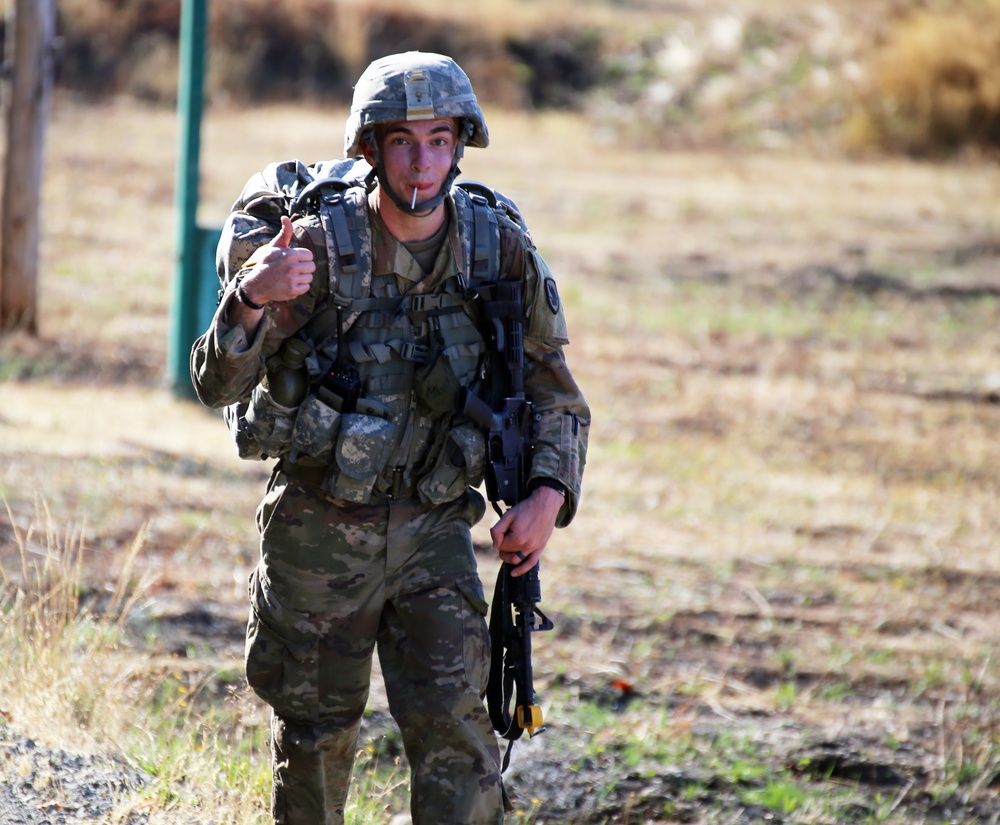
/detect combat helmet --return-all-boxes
[345,51,489,214]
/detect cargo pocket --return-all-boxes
[326,413,398,503]
[291,393,342,461]
[244,384,298,457]
[455,574,491,693]
[245,570,320,722]
[254,470,287,535]
[417,424,486,506]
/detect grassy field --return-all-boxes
[2,85,1000,823]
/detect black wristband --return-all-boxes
[234,274,266,311]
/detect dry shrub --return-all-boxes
[207,0,378,102]
[848,4,1000,156]
[56,0,350,101]
[50,0,539,107]
[56,0,181,98]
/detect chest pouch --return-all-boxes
[325,412,399,503]
[243,384,299,458]
[416,423,487,506]
[290,394,342,462]
[414,350,463,413]
[413,307,486,414]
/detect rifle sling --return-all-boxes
[488,565,517,774]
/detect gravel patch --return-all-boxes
[0,728,150,825]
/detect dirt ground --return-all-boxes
[2,93,1000,823]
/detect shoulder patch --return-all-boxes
[544,278,561,314]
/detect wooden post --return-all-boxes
[1,0,57,334]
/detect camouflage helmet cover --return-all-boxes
[344,51,489,158]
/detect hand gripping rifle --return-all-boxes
[460,280,554,772]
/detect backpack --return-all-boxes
[219,158,531,467]
[220,157,529,346]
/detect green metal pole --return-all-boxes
[168,0,208,398]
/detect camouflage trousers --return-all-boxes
[245,468,504,825]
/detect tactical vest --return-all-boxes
[231,168,529,507]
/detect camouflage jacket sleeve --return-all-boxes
[189,157,372,408]
[501,222,591,527]
[189,211,327,409]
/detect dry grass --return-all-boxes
[0,502,148,744]
[2,88,1000,821]
[848,2,1000,155]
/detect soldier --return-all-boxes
[191,52,589,824]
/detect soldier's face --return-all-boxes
[370,118,459,206]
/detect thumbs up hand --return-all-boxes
[270,214,295,249]
[235,216,316,308]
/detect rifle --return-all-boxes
[460,280,554,770]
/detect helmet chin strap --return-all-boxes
[367,122,470,217]
[378,160,462,216]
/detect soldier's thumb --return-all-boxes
[271,215,294,248]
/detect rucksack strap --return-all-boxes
[470,192,499,283]
[348,339,430,365]
[298,184,372,349]
[319,185,368,301]
[349,290,469,315]
[454,182,501,288]
[297,178,521,364]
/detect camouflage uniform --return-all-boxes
[190,52,589,825]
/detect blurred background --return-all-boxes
[34,0,1000,157]
[2,2,1000,823]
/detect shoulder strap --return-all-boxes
[454,182,500,286]
[297,183,373,348]
[298,177,524,351]
[454,180,530,290]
